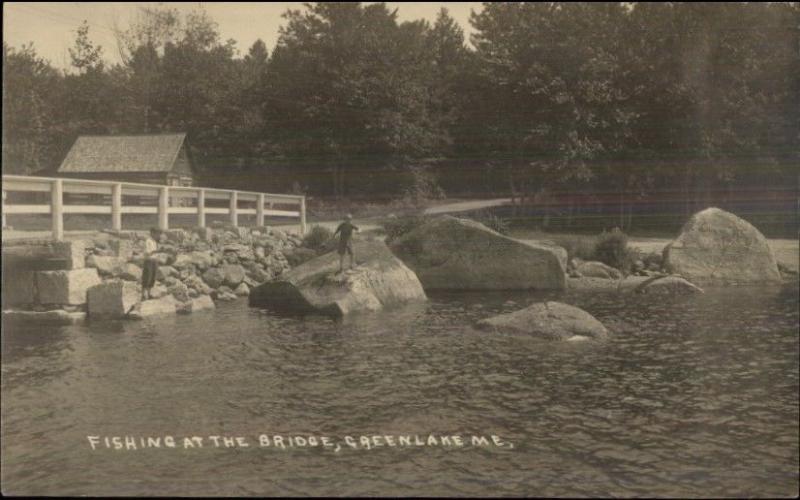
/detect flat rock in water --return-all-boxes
[389,216,566,290]
[250,239,426,316]
[2,309,86,325]
[476,301,608,341]
[632,275,704,295]
[662,207,781,283]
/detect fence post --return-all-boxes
[197,189,206,227]
[158,186,169,230]
[229,191,238,226]
[111,183,122,231]
[299,196,307,236]
[51,179,64,241]
[256,193,265,227]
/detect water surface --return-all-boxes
[2,284,798,497]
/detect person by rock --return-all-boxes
[140,231,159,301]
[332,214,359,273]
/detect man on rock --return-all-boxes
[333,214,359,273]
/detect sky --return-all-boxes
[3,2,484,70]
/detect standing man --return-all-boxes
[140,230,160,301]
[333,214,359,273]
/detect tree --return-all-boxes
[264,2,451,198]
[470,3,634,222]
[69,21,104,73]
[2,43,62,174]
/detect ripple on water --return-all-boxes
[1,284,798,496]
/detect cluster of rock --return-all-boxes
[4,207,787,343]
[2,223,304,323]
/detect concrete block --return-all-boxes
[2,267,37,307]
[53,240,87,269]
[87,281,140,318]
[36,268,101,305]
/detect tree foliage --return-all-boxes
[1,1,797,222]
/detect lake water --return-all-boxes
[2,284,798,497]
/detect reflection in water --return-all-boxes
[2,284,798,497]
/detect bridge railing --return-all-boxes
[2,175,307,241]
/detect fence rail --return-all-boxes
[2,175,306,240]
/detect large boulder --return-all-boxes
[87,281,140,318]
[86,255,127,276]
[476,301,608,341]
[53,240,87,269]
[662,208,781,283]
[250,239,426,316]
[389,216,566,290]
[36,268,101,305]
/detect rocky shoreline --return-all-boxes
[2,222,305,324]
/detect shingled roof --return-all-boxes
[58,133,188,173]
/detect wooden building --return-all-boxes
[57,133,195,186]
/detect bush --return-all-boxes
[285,247,318,267]
[549,234,596,263]
[593,228,635,273]
[303,225,333,251]
[381,215,431,243]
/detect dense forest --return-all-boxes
[3,2,798,232]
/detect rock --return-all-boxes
[183,275,213,295]
[2,309,86,325]
[150,252,171,266]
[389,216,566,290]
[149,283,169,299]
[221,264,246,287]
[128,296,177,319]
[36,268,102,305]
[662,207,781,283]
[234,283,250,296]
[223,243,255,261]
[108,239,134,260]
[163,229,189,244]
[87,280,140,318]
[191,295,216,311]
[214,286,238,301]
[53,240,87,269]
[86,255,127,276]
[167,282,191,303]
[119,263,142,281]
[250,239,426,316]
[173,251,214,270]
[476,301,608,341]
[193,227,214,241]
[632,275,704,295]
[575,260,623,280]
[157,265,178,280]
[202,267,225,288]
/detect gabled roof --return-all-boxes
[58,133,188,173]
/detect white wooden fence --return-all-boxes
[2,175,306,241]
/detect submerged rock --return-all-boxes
[573,259,623,280]
[476,301,608,341]
[631,275,704,295]
[250,239,426,316]
[662,207,781,283]
[389,216,566,290]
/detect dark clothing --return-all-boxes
[334,221,359,256]
[334,221,359,241]
[141,257,158,289]
[338,238,354,256]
